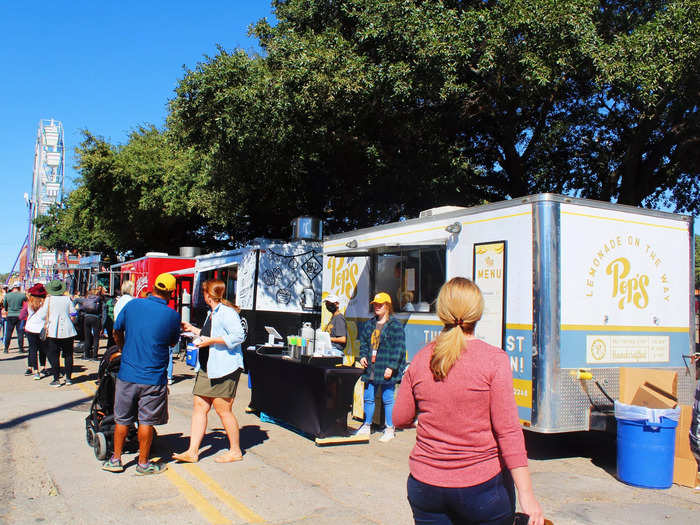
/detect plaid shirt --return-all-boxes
[690,380,700,464]
[359,316,406,385]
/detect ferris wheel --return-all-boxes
[26,119,65,281]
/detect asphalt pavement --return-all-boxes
[0,335,697,525]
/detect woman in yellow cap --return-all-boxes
[355,292,406,442]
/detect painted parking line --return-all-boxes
[77,380,97,397]
[165,466,232,524]
[183,463,267,523]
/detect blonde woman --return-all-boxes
[174,279,246,463]
[394,277,543,525]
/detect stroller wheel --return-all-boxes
[94,432,108,460]
[86,426,96,447]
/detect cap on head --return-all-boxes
[324,294,340,304]
[154,273,176,293]
[370,292,392,306]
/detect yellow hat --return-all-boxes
[154,273,176,293]
[370,292,392,305]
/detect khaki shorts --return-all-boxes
[114,378,168,426]
[192,368,241,399]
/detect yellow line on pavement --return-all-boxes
[164,466,231,524]
[184,463,267,523]
[77,381,96,397]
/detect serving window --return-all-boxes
[370,246,446,313]
[193,265,238,309]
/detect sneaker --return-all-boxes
[135,461,167,476]
[64,379,73,386]
[167,378,173,385]
[33,373,41,381]
[24,368,33,376]
[354,424,371,436]
[40,369,50,378]
[48,380,62,387]
[379,427,395,443]
[102,457,124,473]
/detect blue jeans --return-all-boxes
[167,345,178,381]
[363,382,395,428]
[407,471,515,525]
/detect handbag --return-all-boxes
[39,297,50,341]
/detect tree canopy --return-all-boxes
[37,0,700,254]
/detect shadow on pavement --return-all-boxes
[0,354,29,362]
[154,425,268,462]
[0,396,92,430]
[524,430,617,475]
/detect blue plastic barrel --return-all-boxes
[616,416,677,489]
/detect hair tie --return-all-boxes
[444,318,464,330]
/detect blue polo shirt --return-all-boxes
[114,296,180,385]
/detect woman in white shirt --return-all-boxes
[113,280,135,323]
[24,283,47,379]
[41,280,77,387]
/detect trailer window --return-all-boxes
[194,266,238,309]
[371,246,445,313]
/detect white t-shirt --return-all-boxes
[113,294,134,323]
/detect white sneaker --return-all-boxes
[379,427,395,443]
[354,424,371,436]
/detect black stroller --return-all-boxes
[85,345,139,460]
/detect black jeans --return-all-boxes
[47,337,74,381]
[26,331,47,370]
[407,471,515,525]
[83,314,101,358]
[104,316,114,347]
[4,316,24,352]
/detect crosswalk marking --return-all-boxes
[183,463,267,523]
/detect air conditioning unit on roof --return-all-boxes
[419,206,466,218]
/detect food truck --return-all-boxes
[191,238,323,344]
[110,252,195,310]
[322,193,696,433]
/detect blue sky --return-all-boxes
[0,1,273,273]
[1,3,696,274]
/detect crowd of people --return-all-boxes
[2,273,559,523]
[0,281,120,386]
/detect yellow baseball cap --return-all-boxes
[370,292,392,305]
[154,273,176,293]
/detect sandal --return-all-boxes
[172,452,199,463]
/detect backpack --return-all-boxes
[82,295,101,315]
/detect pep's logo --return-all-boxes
[327,257,359,301]
[605,257,649,310]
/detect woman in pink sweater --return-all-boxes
[394,277,543,525]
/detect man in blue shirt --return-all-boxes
[102,273,180,475]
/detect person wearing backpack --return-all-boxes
[82,288,103,361]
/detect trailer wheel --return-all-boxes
[94,432,108,460]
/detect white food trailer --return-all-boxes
[322,194,696,433]
[192,238,323,345]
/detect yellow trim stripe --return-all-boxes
[325,211,532,249]
[506,324,532,331]
[183,464,267,524]
[165,467,231,524]
[561,324,688,333]
[561,211,687,231]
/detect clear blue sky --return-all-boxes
[0,1,273,273]
[0,3,696,274]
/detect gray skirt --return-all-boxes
[192,368,242,399]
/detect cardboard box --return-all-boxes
[631,383,678,409]
[619,368,678,404]
[674,405,694,459]
[673,456,699,488]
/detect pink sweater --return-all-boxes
[394,339,528,488]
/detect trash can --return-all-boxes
[614,401,681,489]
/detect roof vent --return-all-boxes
[419,206,466,218]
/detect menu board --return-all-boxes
[473,241,506,348]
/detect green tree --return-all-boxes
[170,0,700,241]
